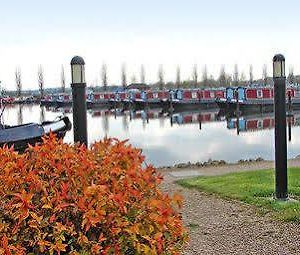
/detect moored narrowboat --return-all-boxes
[170,88,225,111]
[216,86,300,114]
[0,116,71,152]
[87,92,112,109]
[56,94,72,107]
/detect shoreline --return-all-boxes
[157,157,300,178]
[157,157,265,170]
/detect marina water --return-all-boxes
[2,104,300,167]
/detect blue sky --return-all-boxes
[0,0,300,90]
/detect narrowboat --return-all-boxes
[0,116,71,152]
[56,94,72,107]
[1,97,15,104]
[41,94,60,107]
[87,92,112,109]
[170,88,225,111]
[121,89,142,110]
[109,91,127,109]
[216,86,300,114]
[131,90,170,110]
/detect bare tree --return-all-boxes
[38,65,45,98]
[240,72,246,85]
[202,65,208,87]
[262,64,268,86]
[15,67,22,97]
[192,64,198,88]
[288,66,295,84]
[101,63,108,91]
[121,63,127,89]
[158,65,164,90]
[233,64,239,86]
[130,74,137,83]
[218,65,226,87]
[61,65,66,93]
[249,65,253,85]
[176,66,181,89]
[140,65,145,84]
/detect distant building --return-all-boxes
[126,83,150,91]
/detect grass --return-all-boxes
[177,168,300,222]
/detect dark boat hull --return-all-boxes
[0,117,71,152]
[171,100,217,111]
[87,101,111,109]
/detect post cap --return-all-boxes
[273,54,285,63]
[71,56,85,66]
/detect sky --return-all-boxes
[0,0,300,90]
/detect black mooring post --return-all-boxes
[288,91,292,114]
[71,56,88,146]
[199,113,202,130]
[273,54,288,200]
[235,90,240,116]
[288,116,292,142]
[169,90,174,113]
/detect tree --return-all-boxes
[61,65,66,93]
[140,65,145,84]
[101,63,108,91]
[240,72,246,85]
[218,65,226,87]
[176,66,181,89]
[38,65,45,98]
[158,65,164,90]
[233,64,239,86]
[15,67,22,97]
[288,66,295,84]
[202,65,208,87]
[121,64,127,89]
[262,64,268,86]
[192,64,198,88]
[130,74,137,83]
[249,65,253,85]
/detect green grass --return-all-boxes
[177,168,300,222]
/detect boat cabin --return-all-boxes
[225,87,297,102]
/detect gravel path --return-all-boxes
[159,159,300,255]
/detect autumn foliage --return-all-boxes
[0,134,187,254]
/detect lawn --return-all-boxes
[177,168,300,222]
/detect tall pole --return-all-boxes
[273,54,287,200]
[71,56,88,146]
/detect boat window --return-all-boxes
[257,120,263,129]
[257,90,263,98]
[192,92,197,99]
[210,92,215,98]
[177,90,183,100]
[153,93,158,98]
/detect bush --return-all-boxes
[0,134,187,254]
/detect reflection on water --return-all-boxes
[18,105,23,125]
[2,104,300,167]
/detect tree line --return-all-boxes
[6,63,300,97]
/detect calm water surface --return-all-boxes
[2,104,300,167]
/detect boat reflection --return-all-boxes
[18,105,23,125]
[44,106,221,131]
[227,111,299,141]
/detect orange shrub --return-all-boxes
[0,134,188,254]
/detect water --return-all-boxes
[2,104,300,167]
